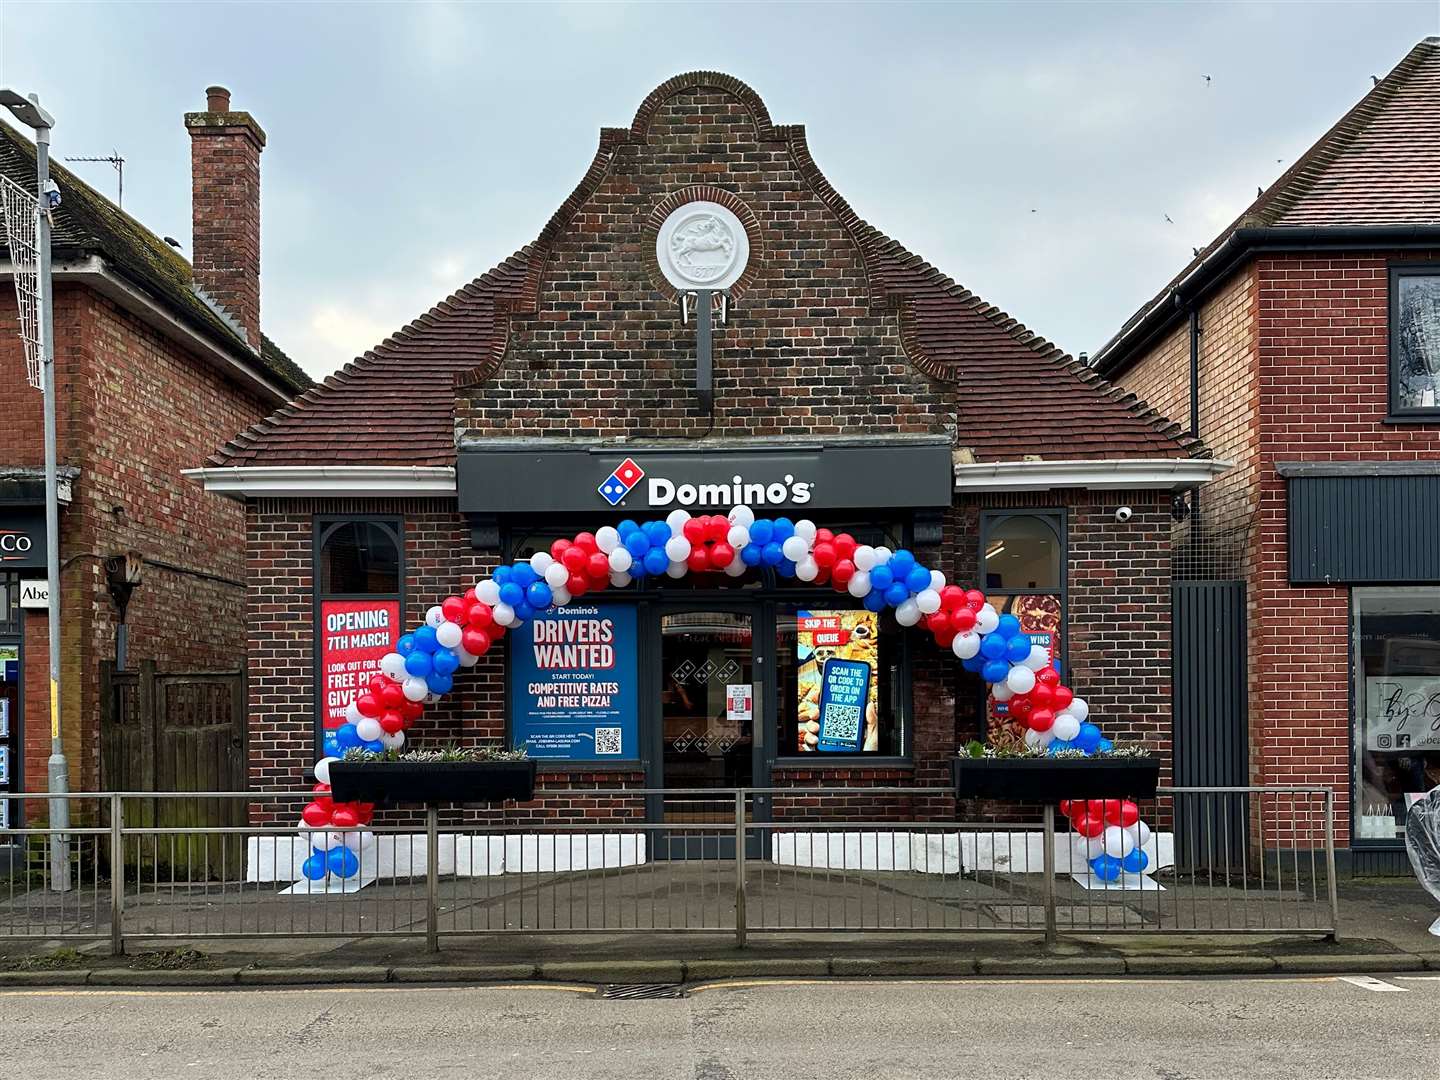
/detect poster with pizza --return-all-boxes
[319,599,400,754]
[986,593,1063,740]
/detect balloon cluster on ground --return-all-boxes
[303,504,1151,884]
[296,756,373,881]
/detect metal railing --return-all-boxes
[0,785,1338,954]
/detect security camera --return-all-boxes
[1114,506,1133,524]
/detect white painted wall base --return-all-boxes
[769,832,963,874]
[963,832,1175,875]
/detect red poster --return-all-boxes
[319,600,400,730]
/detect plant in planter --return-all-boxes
[327,745,536,806]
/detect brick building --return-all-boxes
[194,72,1220,831]
[1093,37,1440,870]
[0,87,310,824]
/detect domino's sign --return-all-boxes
[600,458,814,509]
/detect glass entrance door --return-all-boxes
[652,608,759,858]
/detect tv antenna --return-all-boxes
[64,151,124,208]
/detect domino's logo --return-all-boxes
[597,458,645,506]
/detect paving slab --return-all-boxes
[90,967,242,986]
[392,963,539,983]
[1123,954,1278,975]
[538,959,685,984]
[1273,952,1424,974]
[976,955,1127,976]
[236,965,391,985]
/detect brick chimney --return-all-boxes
[184,85,265,350]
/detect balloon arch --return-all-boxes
[299,507,1151,884]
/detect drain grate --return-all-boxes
[600,983,686,999]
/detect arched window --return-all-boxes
[980,512,1067,730]
[318,520,402,595]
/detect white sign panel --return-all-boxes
[1364,676,1440,751]
[726,683,753,725]
[18,578,48,609]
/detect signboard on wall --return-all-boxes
[1364,676,1440,751]
[0,509,45,569]
[796,610,879,753]
[510,603,637,759]
[319,599,400,755]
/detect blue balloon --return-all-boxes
[870,565,894,591]
[526,581,553,609]
[493,565,512,585]
[1091,854,1123,882]
[1005,634,1032,663]
[1096,738,1114,754]
[982,659,1011,683]
[1121,848,1149,874]
[961,654,985,673]
[996,613,1022,638]
[643,548,669,576]
[1076,722,1103,754]
[889,550,916,577]
[513,601,535,622]
[772,517,795,542]
[741,543,763,566]
[618,519,639,538]
[625,530,651,557]
[327,846,360,878]
[427,672,454,695]
[905,566,931,594]
[362,738,385,753]
[761,541,784,566]
[431,648,459,676]
[336,723,362,749]
[980,633,1009,660]
[396,633,417,657]
[1052,658,1063,678]
[749,520,774,545]
[499,581,525,608]
[645,520,671,546]
[302,853,329,881]
[511,563,538,589]
[412,625,439,653]
[629,556,649,579]
[884,582,909,607]
[404,650,433,678]
[776,558,797,579]
[863,589,887,612]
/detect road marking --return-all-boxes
[0,983,596,998]
[689,975,1338,994]
[1337,975,1409,992]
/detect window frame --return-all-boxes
[1387,262,1440,422]
[977,509,1069,674]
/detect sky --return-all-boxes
[0,1,1435,379]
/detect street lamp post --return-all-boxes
[0,89,70,890]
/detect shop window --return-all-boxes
[1352,588,1440,843]
[1390,264,1440,418]
[776,603,906,757]
[0,574,19,636]
[318,520,402,595]
[979,510,1065,663]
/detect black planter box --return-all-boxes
[328,760,537,805]
[952,756,1160,802]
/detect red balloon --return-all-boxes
[1052,684,1074,711]
[561,546,587,573]
[834,533,857,560]
[461,628,491,656]
[687,547,711,573]
[813,567,831,587]
[812,542,837,569]
[379,682,405,710]
[683,518,705,544]
[312,782,331,795]
[964,589,987,612]
[573,531,598,553]
[567,572,589,596]
[1009,695,1034,719]
[815,528,834,544]
[1106,801,1140,828]
[463,587,477,602]
[587,552,611,580]
[1074,814,1105,839]
[301,802,331,828]
[1027,708,1055,732]
[380,711,405,734]
[367,674,390,696]
[926,610,951,634]
[466,602,494,629]
[1029,683,1055,709]
[940,585,967,612]
[353,806,374,826]
[401,700,424,721]
[1059,799,1075,819]
[1037,666,1061,688]
[709,542,734,569]
[330,806,359,829]
[832,559,856,585]
[441,596,467,624]
[934,628,957,649]
[355,693,382,719]
[951,607,977,632]
[490,622,506,640]
[550,538,571,560]
[706,516,729,542]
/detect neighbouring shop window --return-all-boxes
[1390,264,1440,417]
[777,604,906,756]
[0,574,19,635]
[1353,587,1440,843]
[980,511,1066,736]
[314,519,404,756]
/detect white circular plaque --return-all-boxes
[655,201,749,291]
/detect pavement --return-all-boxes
[3,974,1440,1079]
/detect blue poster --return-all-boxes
[509,603,637,760]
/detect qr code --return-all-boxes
[822,704,862,742]
[594,727,623,755]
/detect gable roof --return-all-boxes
[208,72,1201,472]
[1094,36,1440,375]
[0,120,310,396]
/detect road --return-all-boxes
[1,974,1436,1079]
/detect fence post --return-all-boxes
[734,790,747,948]
[425,805,440,954]
[1042,803,1057,946]
[109,793,124,957]
[1324,788,1340,941]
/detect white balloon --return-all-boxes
[401,677,429,703]
[544,562,569,588]
[1025,644,1051,671]
[380,729,406,750]
[991,681,1014,702]
[729,505,755,528]
[930,570,946,592]
[1084,835,1107,859]
[609,571,632,588]
[781,536,809,562]
[314,756,338,785]
[895,598,921,626]
[1069,697,1090,722]
[794,519,817,542]
[344,699,363,725]
[1023,728,1043,749]
[595,526,620,554]
[666,559,687,579]
[379,652,407,680]
[476,579,500,605]
[723,555,747,577]
[425,605,446,628]
[608,547,633,573]
[666,508,691,535]
[1036,728,1056,747]
[1006,665,1037,695]
[873,546,893,565]
[1125,820,1152,849]
[953,631,981,659]
[847,569,872,597]
[1102,825,1136,860]
[915,588,941,614]
[665,536,691,562]
[551,585,572,605]
[1051,712,1081,742]
[795,557,819,582]
[455,646,479,668]
[424,692,441,705]
[727,525,751,548]
[436,623,462,649]
[341,830,366,852]
[529,551,554,574]
[492,602,516,627]
[975,604,999,635]
[324,830,349,850]
[356,716,383,742]
[853,545,877,571]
